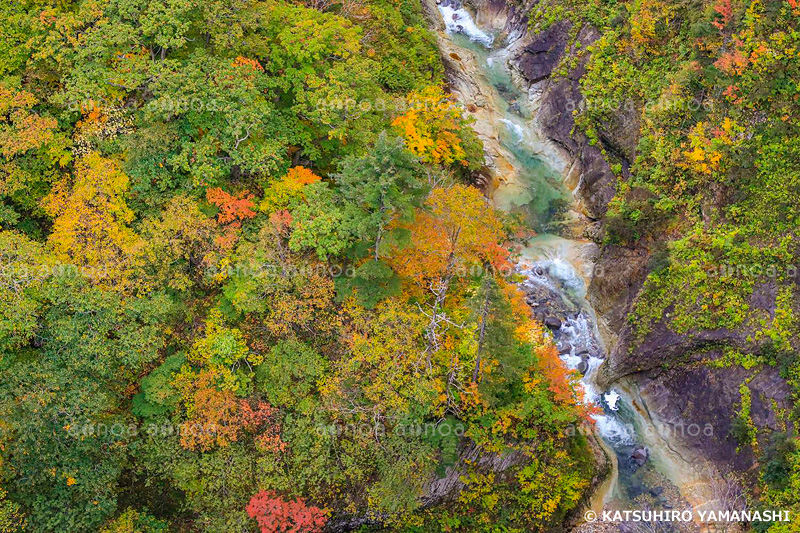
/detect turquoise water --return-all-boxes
[449,32,570,233]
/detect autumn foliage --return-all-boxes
[259,166,322,213]
[712,0,734,30]
[175,370,285,452]
[43,153,141,285]
[0,84,58,159]
[392,86,480,168]
[246,491,327,533]
[206,187,257,225]
[390,184,506,285]
[0,0,605,529]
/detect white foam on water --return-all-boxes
[585,356,604,375]
[593,414,635,446]
[437,5,494,47]
[581,380,599,405]
[560,314,597,356]
[520,262,638,450]
[549,258,586,297]
[605,390,621,411]
[500,118,525,144]
[561,353,581,370]
[521,259,587,304]
[517,262,559,294]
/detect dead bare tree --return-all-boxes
[421,228,461,358]
[701,463,748,533]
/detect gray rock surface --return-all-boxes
[511,23,618,220]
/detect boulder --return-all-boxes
[544,317,562,330]
[631,446,649,466]
[626,479,646,499]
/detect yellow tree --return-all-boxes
[392,86,482,169]
[259,165,321,213]
[0,83,69,222]
[321,298,432,422]
[138,195,225,292]
[43,152,142,286]
[390,184,505,359]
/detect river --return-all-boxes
[432,3,711,526]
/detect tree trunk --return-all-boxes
[473,272,492,383]
[424,227,461,360]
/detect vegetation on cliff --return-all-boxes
[532,0,800,527]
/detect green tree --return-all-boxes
[337,133,427,260]
[287,181,360,261]
[255,339,327,413]
[0,276,173,532]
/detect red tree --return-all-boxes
[712,0,733,30]
[246,491,327,533]
[206,187,257,225]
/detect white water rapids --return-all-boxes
[519,256,634,447]
[436,3,494,46]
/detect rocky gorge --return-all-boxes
[420,0,798,529]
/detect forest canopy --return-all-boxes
[0,0,595,531]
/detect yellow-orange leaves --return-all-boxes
[680,119,743,176]
[259,165,321,213]
[629,0,677,53]
[0,84,63,173]
[233,56,264,72]
[392,86,470,166]
[43,152,141,285]
[206,188,257,225]
[390,184,505,285]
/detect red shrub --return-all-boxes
[246,491,327,533]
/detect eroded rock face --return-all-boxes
[469,0,529,34]
[595,301,794,472]
[509,21,619,220]
[632,362,792,472]
[588,245,650,349]
[513,21,570,84]
[597,318,748,388]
